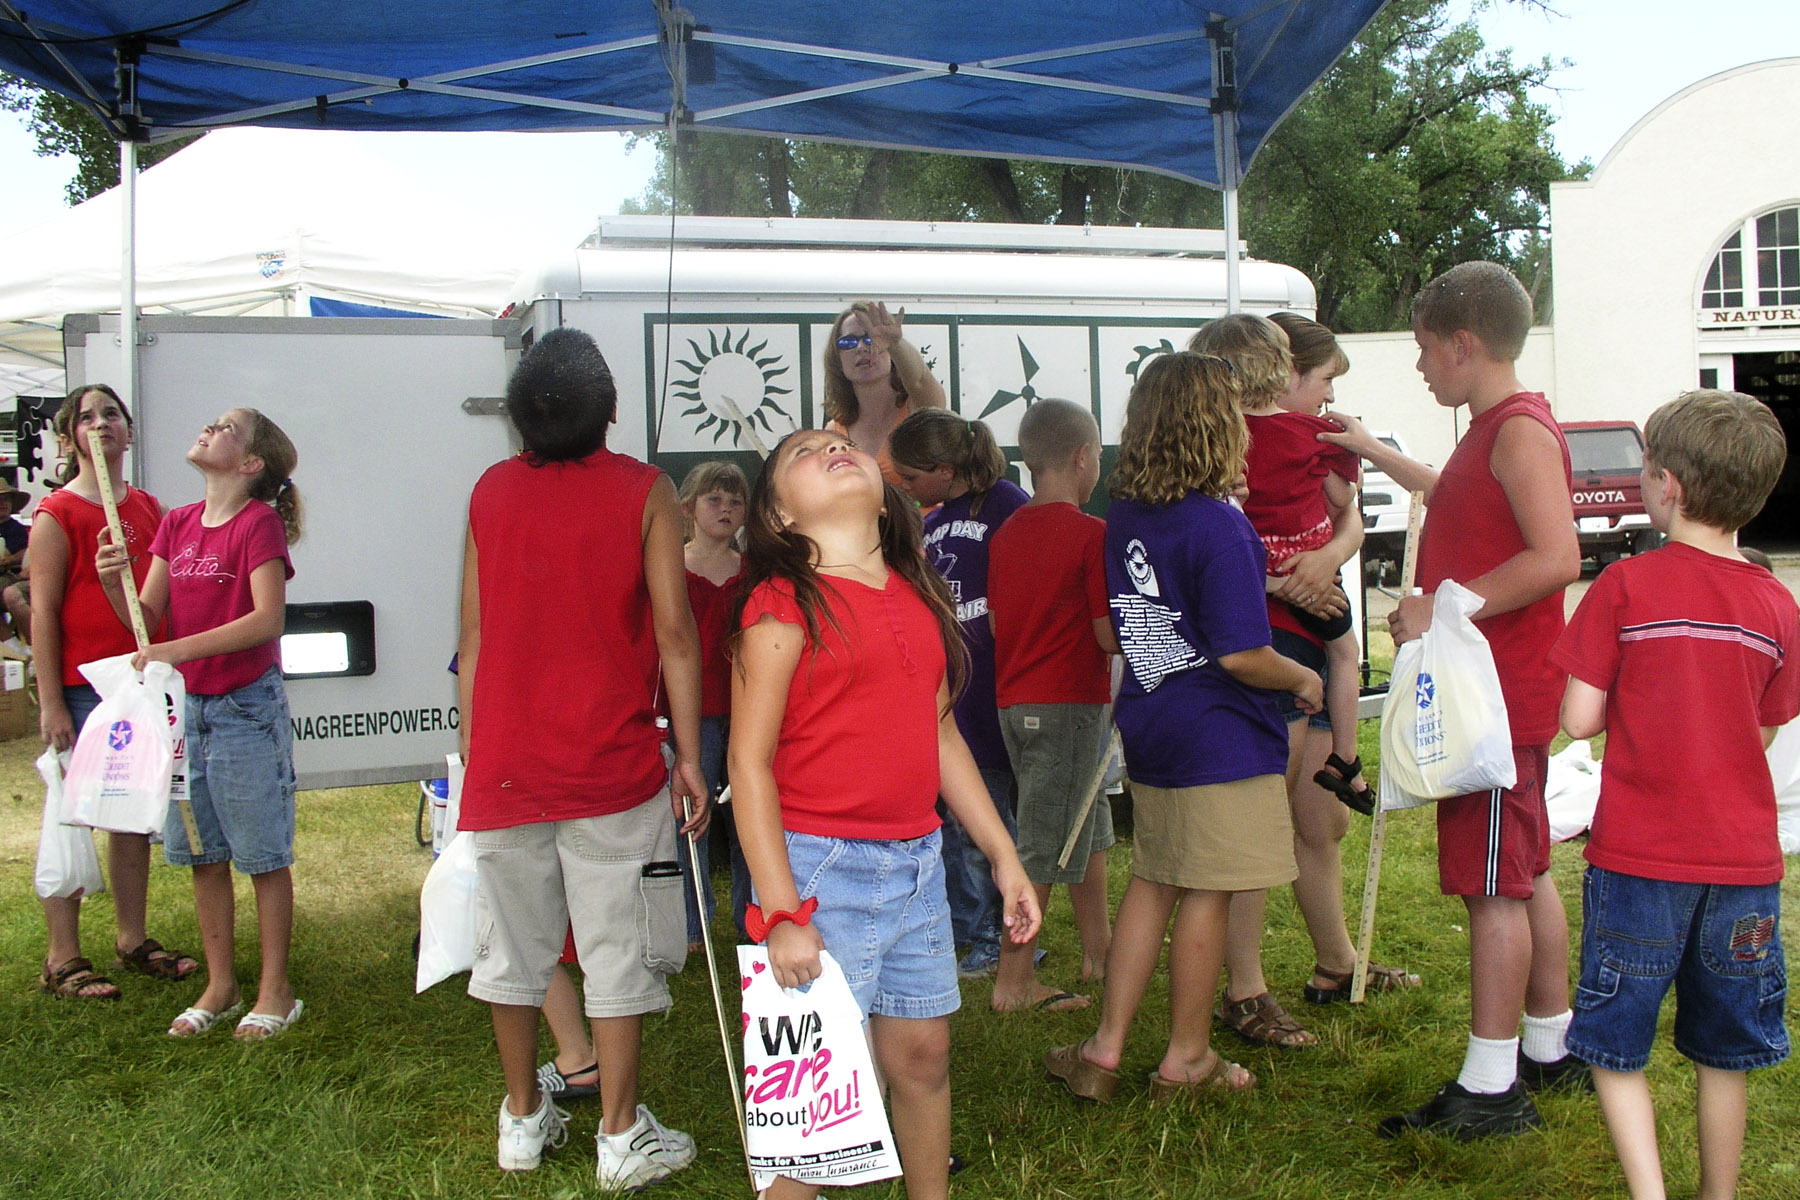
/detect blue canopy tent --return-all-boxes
[0,0,1386,397]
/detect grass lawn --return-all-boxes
[1,714,1796,1200]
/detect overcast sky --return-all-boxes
[1,1,1795,241]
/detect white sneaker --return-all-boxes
[596,1104,695,1190]
[496,1091,569,1172]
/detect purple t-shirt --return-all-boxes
[1105,492,1287,788]
[922,480,1028,771]
[150,501,294,695]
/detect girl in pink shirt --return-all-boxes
[101,408,303,1041]
[729,428,1039,1200]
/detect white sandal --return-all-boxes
[168,1001,243,1037]
[234,998,304,1041]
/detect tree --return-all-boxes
[2,74,196,204]
[623,0,1579,331]
[1238,0,1582,329]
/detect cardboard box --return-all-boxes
[0,684,34,741]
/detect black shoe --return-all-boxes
[1377,1080,1542,1141]
[1517,1049,1595,1094]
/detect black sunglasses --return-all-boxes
[835,334,875,350]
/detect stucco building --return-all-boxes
[1336,57,1800,544]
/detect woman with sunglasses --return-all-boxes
[821,301,947,482]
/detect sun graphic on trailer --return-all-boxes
[669,328,794,448]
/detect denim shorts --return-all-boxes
[777,828,960,1021]
[1566,865,1789,1073]
[1270,627,1332,731]
[163,666,297,875]
[63,683,102,735]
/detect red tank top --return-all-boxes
[686,566,742,718]
[37,486,164,686]
[460,449,666,829]
[1416,393,1571,746]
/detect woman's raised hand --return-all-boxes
[856,300,907,352]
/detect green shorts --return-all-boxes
[1001,703,1114,885]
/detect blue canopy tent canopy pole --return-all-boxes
[117,44,139,413]
[1209,17,1242,313]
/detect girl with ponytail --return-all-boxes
[889,408,1030,976]
[98,407,305,1040]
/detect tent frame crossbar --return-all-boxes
[72,23,1222,139]
[148,35,664,134]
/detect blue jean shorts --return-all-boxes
[775,829,960,1021]
[1270,627,1332,730]
[1566,865,1789,1073]
[164,666,297,875]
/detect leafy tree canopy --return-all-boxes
[1,75,194,203]
[622,0,1585,330]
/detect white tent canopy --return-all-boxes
[0,127,536,401]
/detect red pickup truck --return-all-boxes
[1562,420,1658,562]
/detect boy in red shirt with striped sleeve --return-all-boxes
[1554,390,1796,1200]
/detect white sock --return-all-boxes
[1456,1034,1520,1094]
[1521,1010,1573,1064]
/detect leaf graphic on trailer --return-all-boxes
[980,337,1042,419]
[669,326,795,449]
[1127,339,1176,380]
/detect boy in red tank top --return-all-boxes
[1325,262,1584,1140]
[458,328,709,1185]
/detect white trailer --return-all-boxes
[61,218,1322,789]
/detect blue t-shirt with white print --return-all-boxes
[923,479,1029,771]
[1105,491,1288,788]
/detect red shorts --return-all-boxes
[1436,745,1551,899]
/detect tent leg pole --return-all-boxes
[1223,176,1241,315]
[119,137,138,418]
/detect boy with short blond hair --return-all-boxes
[1328,261,1585,1139]
[1552,390,1796,1200]
[987,398,1119,1013]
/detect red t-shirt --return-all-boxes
[151,501,293,695]
[989,503,1111,706]
[741,572,944,841]
[1245,411,1359,647]
[460,450,667,831]
[36,485,164,687]
[1416,393,1572,745]
[687,566,742,718]
[1243,410,1359,561]
[1551,544,1800,884]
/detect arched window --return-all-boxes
[1703,206,1800,309]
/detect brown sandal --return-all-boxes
[1044,1042,1121,1103]
[1215,991,1316,1049]
[40,956,122,1000]
[114,938,201,982]
[1147,1051,1257,1103]
[1303,961,1421,1005]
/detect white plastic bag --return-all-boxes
[1769,723,1800,855]
[1545,739,1602,843]
[1380,581,1517,810]
[34,747,106,900]
[738,947,903,1191]
[64,655,179,834]
[415,830,478,992]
